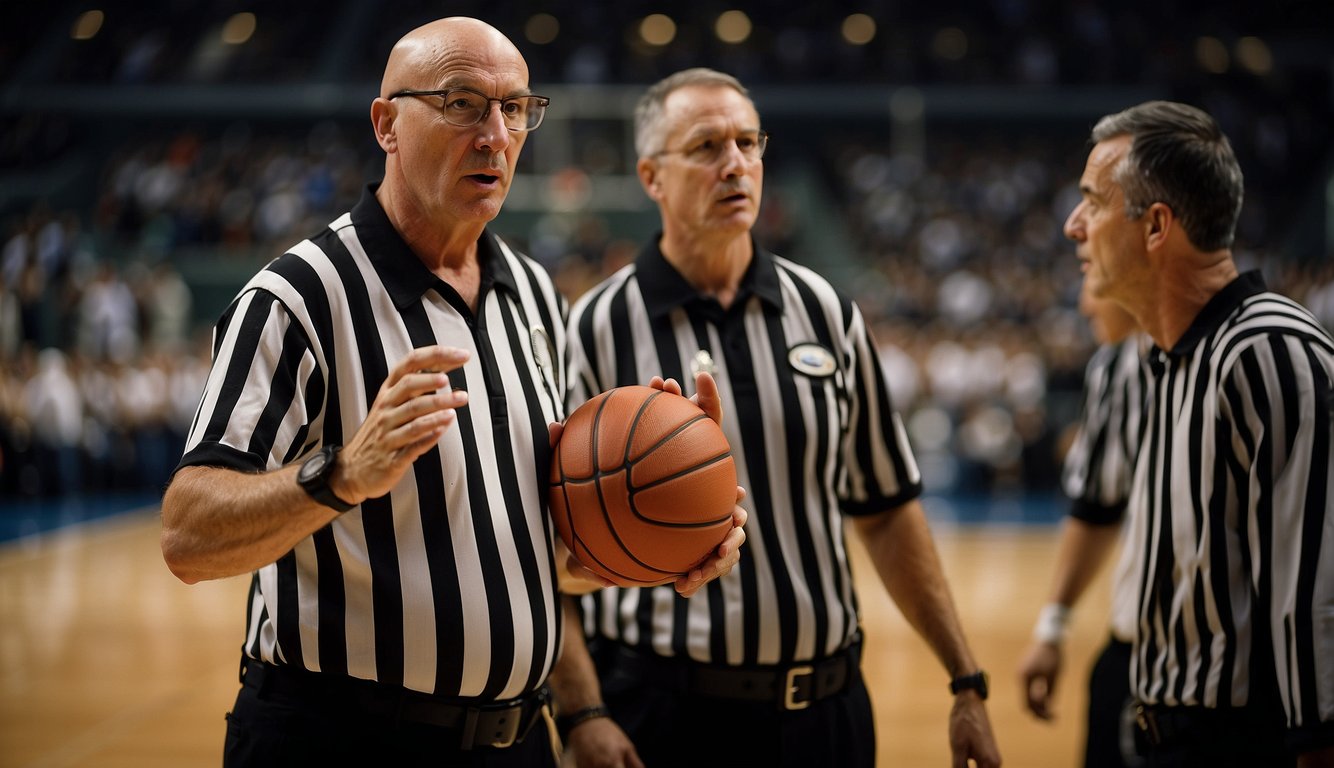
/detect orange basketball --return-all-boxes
[550,385,737,587]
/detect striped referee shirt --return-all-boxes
[566,237,922,667]
[1128,271,1334,746]
[1061,334,1148,641]
[177,186,568,701]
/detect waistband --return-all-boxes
[1133,703,1285,750]
[605,640,860,711]
[240,658,548,749]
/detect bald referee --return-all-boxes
[548,67,1000,768]
[1064,100,1334,767]
[158,19,740,767]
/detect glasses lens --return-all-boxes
[442,91,546,132]
[443,90,487,127]
[512,96,546,131]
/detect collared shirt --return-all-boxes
[1128,271,1334,748]
[178,185,567,701]
[1062,334,1149,641]
[567,237,922,666]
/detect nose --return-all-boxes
[718,141,748,178]
[1063,202,1085,242]
[474,103,512,153]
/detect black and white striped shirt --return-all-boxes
[178,186,567,701]
[566,238,922,666]
[1128,271,1334,746]
[1061,334,1148,641]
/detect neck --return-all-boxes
[376,180,484,311]
[1138,251,1238,351]
[659,229,753,309]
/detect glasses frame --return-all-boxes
[653,129,770,164]
[387,87,551,132]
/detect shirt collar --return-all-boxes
[350,183,520,310]
[633,233,784,318]
[1167,269,1267,356]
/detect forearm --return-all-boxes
[1045,516,1122,608]
[549,597,605,712]
[853,500,978,676]
[160,464,341,584]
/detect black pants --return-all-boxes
[223,661,556,768]
[1086,637,1143,768]
[594,644,876,768]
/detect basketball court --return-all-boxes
[1,499,1113,767]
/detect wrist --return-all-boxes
[1033,602,1071,645]
[556,703,610,739]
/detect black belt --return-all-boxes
[1133,703,1282,749]
[241,659,548,749]
[608,641,859,711]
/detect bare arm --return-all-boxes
[161,345,471,584]
[548,597,644,768]
[852,500,1001,768]
[1016,516,1123,720]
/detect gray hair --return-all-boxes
[633,68,752,159]
[1091,100,1243,252]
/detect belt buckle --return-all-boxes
[462,702,524,749]
[1134,705,1161,746]
[783,665,814,710]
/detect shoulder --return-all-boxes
[567,261,639,322]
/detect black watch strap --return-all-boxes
[298,445,355,513]
[949,670,989,700]
[556,704,610,739]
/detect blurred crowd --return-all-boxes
[3,120,1331,503]
[2,1,1331,503]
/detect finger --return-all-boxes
[396,344,471,379]
[548,421,564,451]
[691,372,723,424]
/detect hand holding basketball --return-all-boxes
[550,383,740,587]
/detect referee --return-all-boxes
[548,68,1001,768]
[1019,278,1148,768]
[157,18,751,768]
[1063,100,1334,766]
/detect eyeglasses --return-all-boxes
[388,87,550,132]
[653,130,769,165]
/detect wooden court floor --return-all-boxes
[0,508,1113,767]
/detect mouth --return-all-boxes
[465,171,503,187]
[717,191,748,205]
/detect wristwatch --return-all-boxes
[297,445,355,513]
[949,670,990,700]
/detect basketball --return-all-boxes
[549,385,738,587]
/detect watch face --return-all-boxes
[299,449,330,483]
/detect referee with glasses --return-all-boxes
[1019,278,1148,768]
[159,19,742,767]
[1063,100,1334,767]
[548,68,1001,768]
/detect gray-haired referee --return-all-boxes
[1064,100,1334,766]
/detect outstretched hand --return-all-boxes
[337,345,470,504]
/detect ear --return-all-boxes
[370,98,397,153]
[1144,202,1174,252]
[637,156,661,202]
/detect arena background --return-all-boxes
[1,2,1331,766]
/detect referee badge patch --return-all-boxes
[788,343,836,378]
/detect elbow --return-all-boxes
[160,526,203,584]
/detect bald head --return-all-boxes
[380,17,527,98]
